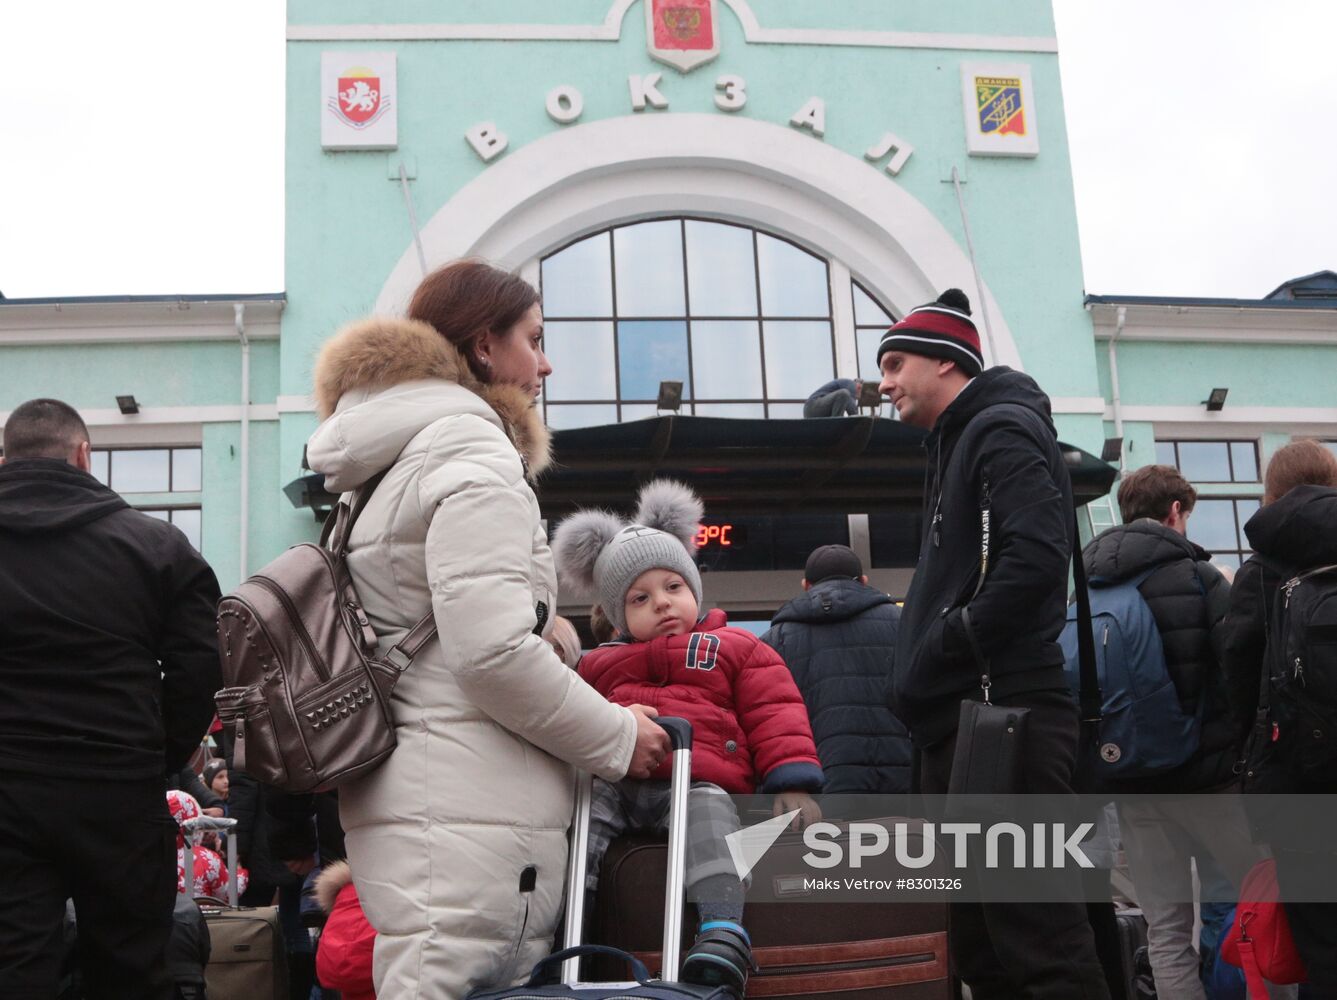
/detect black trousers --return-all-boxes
[919,689,1112,1000]
[0,770,176,1000]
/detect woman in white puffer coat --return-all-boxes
[305,261,670,999]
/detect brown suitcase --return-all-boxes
[589,817,953,998]
[198,905,288,1000]
[181,815,288,1000]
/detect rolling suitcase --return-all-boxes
[469,717,733,999]
[590,818,952,999]
[180,814,288,1000]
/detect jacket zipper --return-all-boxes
[251,576,330,683]
[1283,577,1301,608]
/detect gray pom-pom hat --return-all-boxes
[552,479,704,636]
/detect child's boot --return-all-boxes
[680,919,755,994]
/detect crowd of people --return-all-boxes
[1,259,1335,1000]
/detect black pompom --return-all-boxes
[937,288,972,315]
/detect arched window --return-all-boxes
[540,218,890,428]
[852,280,894,383]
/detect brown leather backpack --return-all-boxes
[214,472,435,793]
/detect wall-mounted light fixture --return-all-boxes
[656,380,683,413]
[115,395,140,415]
[1203,388,1228,412]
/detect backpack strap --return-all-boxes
[321,470,390,555]
[319,469,440,675]
[383,612,438,673]
[1071,518,1102,724]
[1236,934,1270,1000]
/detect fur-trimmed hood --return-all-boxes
[313,859,354,913]
[308,316,551,487]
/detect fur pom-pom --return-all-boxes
[552,509,625,594]
[633,479,704,549]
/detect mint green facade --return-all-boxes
[282,0,1101,440]
[4,2,1331,596]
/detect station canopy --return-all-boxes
[288,415,1116,518]
[534,416,1115,518]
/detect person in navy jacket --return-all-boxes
[554,480,822,995]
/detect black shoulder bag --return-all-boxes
[947,477,1032,797]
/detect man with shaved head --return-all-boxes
[0,398,222,999]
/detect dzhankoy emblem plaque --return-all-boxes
[960,62,1040,158]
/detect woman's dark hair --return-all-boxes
[1264,439,1337,504]
[407,260,539,381]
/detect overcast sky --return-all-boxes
[2,2,1332,300]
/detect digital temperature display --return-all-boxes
[694,523,747,549]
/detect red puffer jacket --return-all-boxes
[314,861,376,1000]
[579,609,822,794]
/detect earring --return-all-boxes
[478,355,491,369]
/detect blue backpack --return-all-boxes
[1059,569,1201,779]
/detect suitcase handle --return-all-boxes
[528,945,650,986]
[560,718,695,986]
[657,716,692,751]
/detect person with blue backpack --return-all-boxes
[1063,463,1264,1000]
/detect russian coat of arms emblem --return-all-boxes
[646,0,720,73]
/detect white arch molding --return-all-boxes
[373,114,1023,370]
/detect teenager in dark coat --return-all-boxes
[1081,466,1238,795]
[1223,440,1337,992]
[762,544,911,796]
[1082,464,1261,996]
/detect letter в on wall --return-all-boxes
[465,122,509,163]
[629,73,669,112]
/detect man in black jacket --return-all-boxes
[1083,464,1262,996]
[0,399,222,999]
[878,291,1109,998]
[761,544,911,798]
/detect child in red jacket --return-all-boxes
[314,861,376,1000]
[553,480,822,995]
